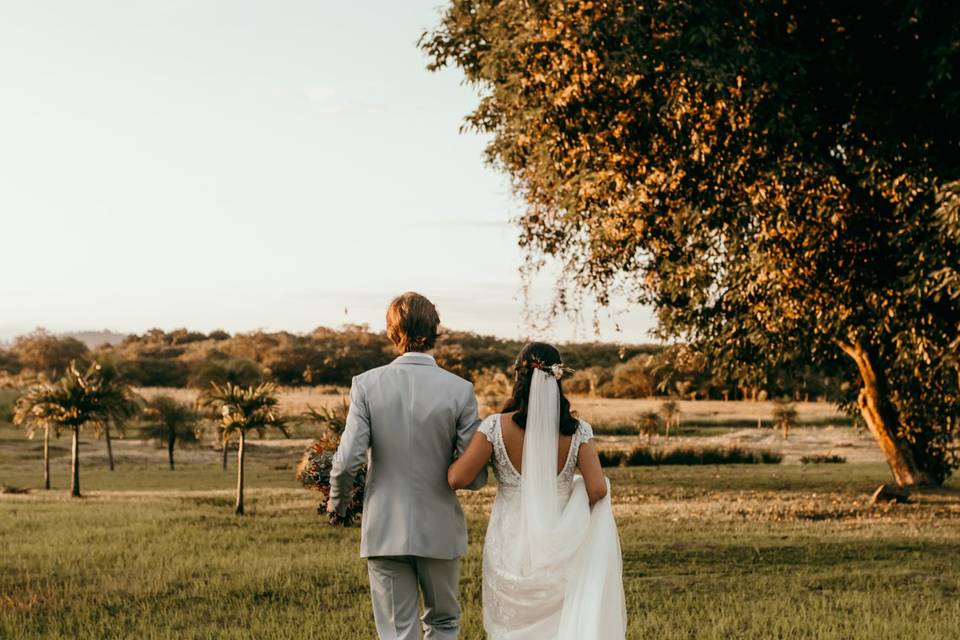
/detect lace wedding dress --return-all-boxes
[477,373,626,639]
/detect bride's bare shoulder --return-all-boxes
[500,411,518,428]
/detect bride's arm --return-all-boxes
[448,432,493,490]
[577,441,608,505]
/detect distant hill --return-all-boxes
[61,330,130,349]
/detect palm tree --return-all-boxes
[199,382,287,515]
[301,396,350,440]
[220,429,231,471]
[143,395,200,470]
[636,411,661,442]
[94,356,130,471]
[13,376,56,490]
[658,400,680,438]
[773,398,799,440]
[13,361,138,497]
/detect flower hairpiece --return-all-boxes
[520,357,576,380]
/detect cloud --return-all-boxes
[302,84,382,116]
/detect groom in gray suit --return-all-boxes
[328,292,487,639]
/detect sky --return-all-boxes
[0,0,656,344]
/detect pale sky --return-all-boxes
[0,1,656,344]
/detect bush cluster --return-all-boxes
[800,454,847,465]
[1,328,842,401]
[600,447,783,467]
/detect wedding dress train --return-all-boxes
[477,370,627,639]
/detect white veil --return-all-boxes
[511,368,627,639]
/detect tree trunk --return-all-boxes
[235,430,245,515]
[222,437,229,470]
[70,426,81,498]
[837,340,930,487]
[168,430,176,471]
[104,422,115,471]
[43,426,50,490]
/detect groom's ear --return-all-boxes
[386,292,440,353]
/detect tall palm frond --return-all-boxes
[300,396,349,439]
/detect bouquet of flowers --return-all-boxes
[296,435,366,526]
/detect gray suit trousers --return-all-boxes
[367,556,460,640]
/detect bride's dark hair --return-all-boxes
[502,342,579,436]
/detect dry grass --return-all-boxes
[136,386,349,414]
[136,387,847,426]
[569,396,847,427]
[599,426,883,465]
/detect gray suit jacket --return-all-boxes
[329,352,487,559]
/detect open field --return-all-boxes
[136,387,851,425]
[571,397,850,429]
[599,426,884,465]
[132,387,852,435]
[2,411,960,640]
[135,386,349,417]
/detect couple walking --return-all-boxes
[328,292,626,639]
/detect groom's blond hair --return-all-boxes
[386,292,440,353]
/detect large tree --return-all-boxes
[11,330,89,376]
[423,1,960,485]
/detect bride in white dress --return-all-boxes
[449,342,627,639]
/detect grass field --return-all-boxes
[2,413,960,639]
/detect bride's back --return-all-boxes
[478,412,591,498]
[500,411,573,475]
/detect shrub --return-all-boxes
[473,367,513,415]
[597,450,625,467]
[188,358,265,389]
[0,349,20,375]
[565,366,612,396]
[11,331,89,376]
[625,447,658,466]
[759,451,784,464]
[605,355,656,398]
[590,424,640,436]
[624,446,782,466]
[800,454,847,464]
[120,357,190,387]
[0,388,16,423]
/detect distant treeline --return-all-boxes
[0,327,845,401]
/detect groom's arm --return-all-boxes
[329,377,371,516]
[455,385,487,491]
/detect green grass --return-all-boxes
[2,423,960,639]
